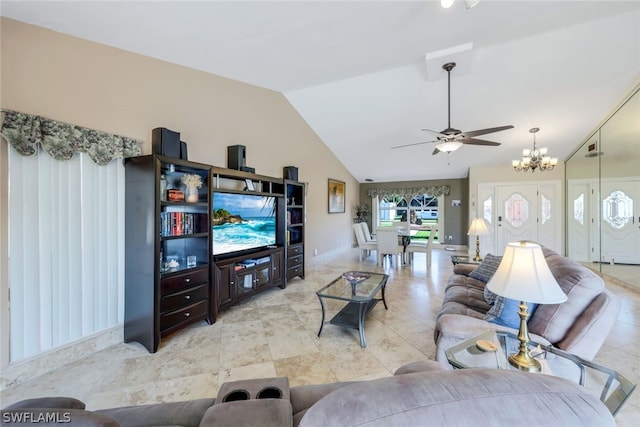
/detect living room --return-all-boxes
[1,2,640,425]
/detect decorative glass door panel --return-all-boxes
[567,180,594,262]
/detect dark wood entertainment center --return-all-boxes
[124,156,305,353]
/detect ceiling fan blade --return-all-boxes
[462,125,514,138]
[432,147,441,155]
[461,137,501,146]
[391,140,438,150]
[421,128,446,138]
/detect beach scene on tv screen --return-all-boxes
[213,193,276,255]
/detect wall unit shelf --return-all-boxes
[210,166,288,316]
[213,247,285,314]
[285,180,305,281]
[124,155,212,353]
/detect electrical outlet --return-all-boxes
[314,248,318,256]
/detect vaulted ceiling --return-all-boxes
[3,1,639,182]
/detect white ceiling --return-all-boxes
[3,1,639,182]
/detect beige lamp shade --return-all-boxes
[486,241,567,304]
[467,217,489,236]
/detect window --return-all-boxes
[377,194,439,227]
[8,150,124,362]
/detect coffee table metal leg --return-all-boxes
[381,283,388,310]
[317,295,326,337]
[358,302,367,348]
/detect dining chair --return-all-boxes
[353,223,377,261]
[406,226,438,271]
[375,227,404,267]
[360,222,376,243]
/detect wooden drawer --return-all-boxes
[160,284,209,313]
[287,244,303,257]
[287,265,303,279]
[160,299,208,332]
[161,267,208,295]
[287,254,303,268]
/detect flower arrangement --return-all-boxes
[355,204,370,222]
[181,174,203,189]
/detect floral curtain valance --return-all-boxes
[367,185,450,200]
[1,109,143,165]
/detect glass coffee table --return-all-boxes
[445,330,636,416]
[316,271,389,348]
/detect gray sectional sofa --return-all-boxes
[434,247,621,367]
[2,361,615,426]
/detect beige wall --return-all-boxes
[0,18,358,367]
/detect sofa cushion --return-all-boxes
[528,249,604,343]
[484,297,538,329]
[290,382,357,427]
[468,254,502,283]
[297,370,614,427]
[98,398,214,427]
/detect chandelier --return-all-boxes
[512,127,558,172]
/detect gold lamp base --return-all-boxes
[508,301,541,373]
[473,236,483,261]
[508,351,541,372]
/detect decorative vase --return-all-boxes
[185,185,199,203]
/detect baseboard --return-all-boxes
[0,324,123,390]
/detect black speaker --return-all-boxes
[152,127,181,158]
[283,166,298,181]
[227,145,246,170]
[180,141,188,160]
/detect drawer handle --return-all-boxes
[184,295,191,300]
[184,312,191,317]
[184,278,191,283]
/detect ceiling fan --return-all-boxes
[392,62,514,155]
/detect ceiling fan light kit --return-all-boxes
[512,127,558,172]
[435,141,463,153]
[441,0,480,9]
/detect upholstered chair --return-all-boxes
[376,227,404,267]
[353,223,377,261]
[406,227,437,270]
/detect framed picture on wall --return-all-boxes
[328,178,345,213]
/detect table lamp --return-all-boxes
[467,218,490,261]
[486,241,567,372]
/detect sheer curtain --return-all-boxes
[8,149,124,362]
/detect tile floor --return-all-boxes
[1,247,639,425]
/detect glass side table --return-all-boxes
[445,330,636,416]
[450,255,481,266]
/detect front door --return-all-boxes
[600,179,640,264]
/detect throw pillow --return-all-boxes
[484,297,538,329]
[468,254,502,283]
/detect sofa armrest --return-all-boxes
[393,360,443,375]
[1,408,119,426]
[199,399,292,427]
[557,289,620,359]
[453,263,476,276]
[434,314,551,369]
[3,397,86,410]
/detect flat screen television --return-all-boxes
[212,192,277,258]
